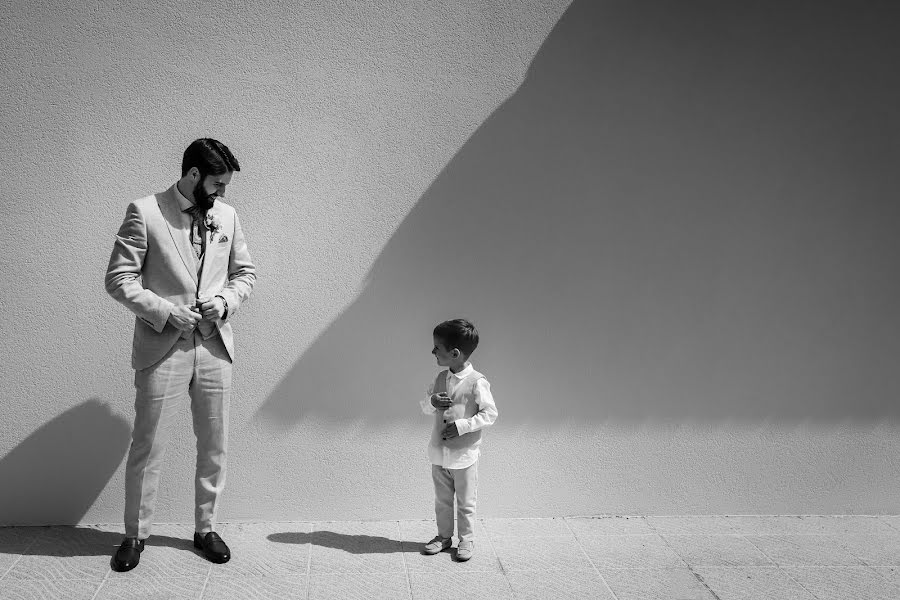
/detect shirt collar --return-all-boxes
[173,183,196,213]
[449,364,474,380]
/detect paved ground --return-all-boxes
[2,516,900,599]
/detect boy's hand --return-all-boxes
[441,422,460,440]
[430,392,452,409]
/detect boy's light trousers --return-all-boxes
[432,462,478,542]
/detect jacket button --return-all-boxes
[443,420,447,423]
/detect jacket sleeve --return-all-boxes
[218,212,256,320]
[105,201,174,332]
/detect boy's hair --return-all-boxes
[182,138,241,177]
[433,319,479,357]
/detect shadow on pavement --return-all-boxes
[268,530,434,556]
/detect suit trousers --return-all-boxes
[124,330,232,539]
[432,462,478,542]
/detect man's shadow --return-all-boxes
[0,527,193,557]
[0,399,131,526]
[268,531,458,558]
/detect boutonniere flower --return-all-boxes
[205,213,222,242]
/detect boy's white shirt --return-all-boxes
[421,363,498,469]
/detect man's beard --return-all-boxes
[192,177,217,211]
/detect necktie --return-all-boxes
[184,205,215,338]
[185,206,206,260]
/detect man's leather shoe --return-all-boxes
[111,537,144,572]
[194,531,230,564]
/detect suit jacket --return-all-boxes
[106,184,256,370]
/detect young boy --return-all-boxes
[420,319,498,561]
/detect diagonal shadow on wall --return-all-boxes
[257,0,900,427]
[0,399,131,525]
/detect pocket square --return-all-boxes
[218,235,229,243]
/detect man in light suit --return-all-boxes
[105,138,256,572]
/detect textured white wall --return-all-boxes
[2,0,900,526]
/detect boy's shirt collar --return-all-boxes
[448,363,474,379]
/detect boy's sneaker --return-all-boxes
[422,536,452,555]
[456,540,474,561]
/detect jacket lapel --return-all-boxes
[157,187,199,286]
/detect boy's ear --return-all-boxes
[451,348,460,359]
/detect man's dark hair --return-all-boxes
[182,138,241,177]
[433,319,479,357]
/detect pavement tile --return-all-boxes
[482,517,574,538]
[0,578,102,600]
[566,516,655,536]
[872,566,900,586]
[209,523,311,578]
[723,517,819,536]
[840,534,900,566]
[646,516,738,535]
[312,521,400,537]
[202,574,307,599]
[96,575,206,600]
[664,535,775,567]
[308,533,405,574]
[505,569,617,600]
[205,540,307,578]
[879,516,900,534]
[408,572,514,600]
[745,535,864,567]
[308,573,411,599]
[0,551,22,575]
[400,541,502,573]
[491,537,595,572]
[746,535,863,567]
[6,536,112,581]
[599,567,716,600]
[694,566,818,600]
[580,534,685,569]
[220,521,314,541]
[784,566,900,600]
[791,516,892,536]
[0,527,47,553]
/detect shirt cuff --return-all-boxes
[454,419,470,435]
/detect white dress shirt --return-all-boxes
[421,363,498,469]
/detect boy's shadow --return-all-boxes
[268,531,458,558]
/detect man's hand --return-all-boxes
[196,296,225,322]
[167,304,202,331]
[430,392,452,410]
[441,422,460,440]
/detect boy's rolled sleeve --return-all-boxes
[454,378,497,435]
